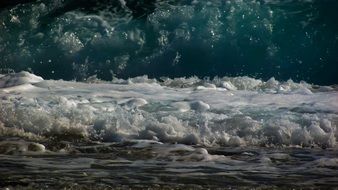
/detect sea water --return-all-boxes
[1,0,338,84]
[0,71,337,189]
[0,0,338,189]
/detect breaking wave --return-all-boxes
[1,72,337,154]
[0,0,338,84]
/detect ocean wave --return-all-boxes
[1,72,337,153]
[0,0,337,84]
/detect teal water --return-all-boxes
[0,0,338,84]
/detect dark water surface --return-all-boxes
[1,142,338,189]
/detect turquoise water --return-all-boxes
[1,0,338,84]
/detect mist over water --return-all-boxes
[1,0,338,84]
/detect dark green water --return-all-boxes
[0,0,338,84]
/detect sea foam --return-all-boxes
[0,72,337,151]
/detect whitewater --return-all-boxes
[0,71,338,188]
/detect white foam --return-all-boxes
[190,101,210,112]
[0,71,43,88]
[195,84,217,90]
[171,102,191,112]
[0,72,337,148]
[0,141,46,154]
[221,81,237,90]
[120,98,148,108]
[131,142,226,162]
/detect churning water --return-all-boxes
[1,0,338,189]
